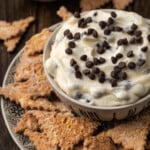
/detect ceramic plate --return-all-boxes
[0,23,60,150]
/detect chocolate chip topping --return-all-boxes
[129,38,136,44]
[116,53,123,59]
[88,73,95,80]
[64,29,70,36]
[127,50,134,57]
[65,48,73,55]
[104,28,111,35]
[99,57,106,64]
[99,21,107,29]
[87,28,94,35]
[141,46,148,52]
[134,30,142,37]
[137,59,146,67]
[131,23,138,30]
[110,79,117,87]
[92,30,98,38]
[86,61,94,68]
[92,67,100,74]
[127,30,134,35]
[78,18,87,28]
[80,55,87,61]
[147,34,150,41]
[74,64,79,71]
[118,62,126,69]
[93,12,98,16]
[111,71,118,79]
[74,32,80,40]
[83,69,90,75]
[98,71,105,83]
[114,66,121,73]
[111,56,117,64]
[68,41,76,48]
[67,32,73,39]
[111,11,117,18]
[93,57,100,65]
[85,17,92,23]
[75,71,82,79]
[97,47,105,54]
[108,17,114,25]
[117,38,128,46]
[102,41,110,49]
[74,12,81,18]
[128,62,136,69]
[136,36,143,44]
[120,72,128,80]
[70,58,76,66]
[114,26,123,32]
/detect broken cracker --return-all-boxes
[21,110,100,150]
[83,134,116,150]
[80,0,109,11]
[113,0,133,9]
[106,108,150,150]
[23,28,51,56]
[57,6,73,21]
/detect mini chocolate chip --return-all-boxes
[102,41,110,49]
[137,59,146,67]
[97,47,105,54]
[75,71,82,79]
[108,26,115,31]
[114,66,121,73]
[78,18,87,28]
[99,21,107,29]
[128,62,136,69]
[131,23,138,30]
[136,36,143,44]
[99,71,105,78]
[98,76,105,83]
[83,69,90,75]
[93,57,100,65]
[87,28,94,35]
[134,30,142,37]
[127,30,134,35]
[85,17,92,23]
[114,26,123,32]
[74,11,81,18]
[68,41,76,48]
[147,34,150,41]
[99,57,106,64]
[111,56,117,64]
[70,58,76,66]
[86,99,91,103]
[86,61,94,68]
[111,71,118,79]
[141,46,148,52]
[88,73,95,80]
[104,28,111,35]
[92,67,100,74]
[93,12,98,16]
[65,48,73,55]
[120,72,127,80]
[129,38,136,44]
[75,92,82,99]
[118,62,126,69]
[74,32,80,40]
[80,55,87,61]
[116,53,123,59]
[111,11,117,18]
[110,79,117,87]
[67,32,73,39]
[127,50,134,57]
[74,64,79,71]
[108,17,114,25]
[117,38,128,46]
[64,29,70,36]
[92,30,98,38]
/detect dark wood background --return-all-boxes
[0,0,150,149]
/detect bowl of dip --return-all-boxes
[44,9,150,121]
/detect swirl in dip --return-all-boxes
[46,9,150,107]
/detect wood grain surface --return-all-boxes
[0,0,150,149]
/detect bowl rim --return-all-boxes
[43,9,150,111]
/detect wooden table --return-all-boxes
[0,0,150,149]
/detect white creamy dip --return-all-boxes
[46,9,150,107]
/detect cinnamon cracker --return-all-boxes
[83,134,116,150]
[23,28,51,56]
[57,6,73,21]
[4,16,34,52]
[14,54,43,81]
[106,108,150,150]
[21,110,100,150]
[113,0,133,9]
[80,0,109,11]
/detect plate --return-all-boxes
[0,23,60,150]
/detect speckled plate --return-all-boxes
[0,23,60,150]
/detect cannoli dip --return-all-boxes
[46,9,150,107]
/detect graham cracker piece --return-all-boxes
[106,108,150,150]
[80,0,109,11]
[57,6,73,21]
[83,134,116,150]
[113,0,133,9]
[4,16,34,52]
[15,113,38,133]
[22,110,100,150]
[14,54,43,81]
[23,28,51,56]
